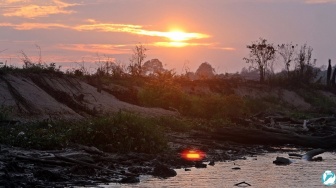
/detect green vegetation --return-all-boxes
[0,62,62,75]
[0,112,167,153]
[0,105,12,121]
[0,111,238,152]
[295,89,336,114]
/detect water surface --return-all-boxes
[107,152,336,188]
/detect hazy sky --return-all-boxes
[0,0,335,73]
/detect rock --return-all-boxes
[34,169,68,182]
[273,157,292,165]
[152,164,177,178]
[119,176,140,183]
[208,160,215,166]
[68,165,96,176]
[128,166,151,174]
[185,168,191,171]
[312,156,323,161]
[195,162,207,168]
[232,167,241,170]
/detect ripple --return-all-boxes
[107,152,336,188]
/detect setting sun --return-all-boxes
[165,30,209,42]
[166,30,192,41]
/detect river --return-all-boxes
[104,151,336,188]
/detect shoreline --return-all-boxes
[0,140,304,187]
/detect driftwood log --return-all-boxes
[273,148,325,165]
[213,127,336,149]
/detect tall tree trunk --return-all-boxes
[332,67,336,87]
[327,59,332,86]
[259,66,264,83]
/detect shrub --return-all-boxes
[0,112,167,153]
[69,112,167,153]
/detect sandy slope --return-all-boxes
[233,85,312,110]
[0,74,177,121]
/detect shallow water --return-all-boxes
[106,152,336,188]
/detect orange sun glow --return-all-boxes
[166,30,193,41]
[138,28,209,47]
[181,149,206,161]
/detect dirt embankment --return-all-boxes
[234,85,312,110]
[0,74,177,121]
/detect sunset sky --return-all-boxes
[0,0,335,73]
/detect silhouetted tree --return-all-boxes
[296,44,313,75]
[142,59,164,76]
[332,66,336,87]
[195,62,215,79]
[243,38,276,83]
[327,59,332,86]
[277,43,297,78]
[128,43,147,76]
[295,44,317,84]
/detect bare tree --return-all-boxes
[128,43,147,76]
[19,50,33,68]
[295,44,317,84]
[277,43,297,77]
[243,38,276,83]
[35,44,42,65]
[296,44,313,75]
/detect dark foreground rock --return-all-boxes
[152,163,177,178]
[119,176,140,183]
[195,162,207,168]
[273,157,292,165]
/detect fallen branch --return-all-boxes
[76,144,105,155]
[55,154,115,173]
[307,117,336,124]
[55,154,136,176]
[234,181,251,186]
[213,127,336,149]
[288,153,303,157]
[14,155,73,166]
[301,148,325,161]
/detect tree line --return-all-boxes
[243,38,333,86]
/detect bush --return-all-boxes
[138,70,185,110]
[0,63,62,75]
[69,112,167,153]
[0,112,167,153]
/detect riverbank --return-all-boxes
[0,135,278,187]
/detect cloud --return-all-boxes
[74,23,143,33]
[0,20,210,46]
[137,30,210,42]
[219,47,236,51]
[1,0,78,18]
[74,22,210,42]
[154,42,213,48]
[0,22,69,30]
[304,0,336,3]
[58,44,131,54]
